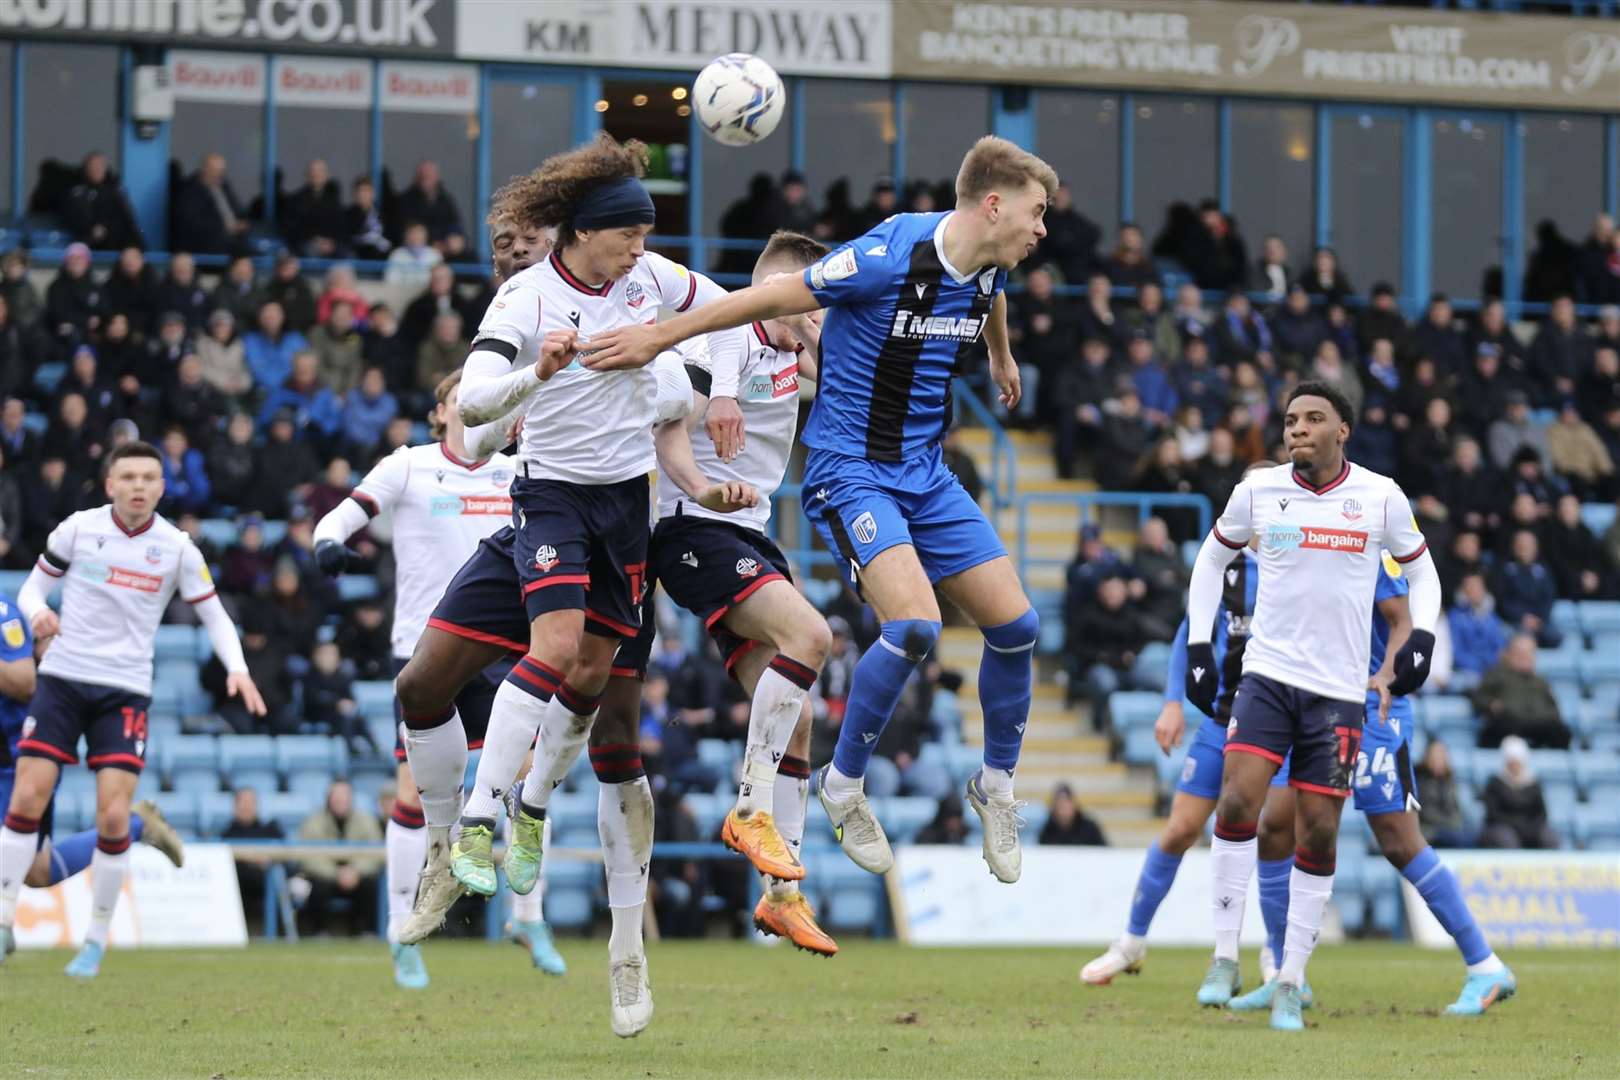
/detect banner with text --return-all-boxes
[170,50,268,104]
[893,846,1289,947]
[15,844,248,949]
[455,0,891,78]
[273,55,373,108]
[379,60,478,113]
[1404,850,1620,949]
[892,1,1620,113]
[0,0,455,57]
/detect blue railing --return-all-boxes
[1014,492,1212,583]
[950,377,1018,513]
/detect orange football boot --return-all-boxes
[722,808,804,880]
[753,891,838,956]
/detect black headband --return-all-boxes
[573,176,656,231]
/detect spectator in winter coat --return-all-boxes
[173,153,249,255]
[314,264,370,326]
[1299,246,1352,303]
[1447,571,1508,691]
[1480,737,1560,847]
[306,300,366,396]
[257,351,342,443]
[394,160,465,255]
[196,309,253,399]
[242,302,309,390]
[157,426,211,515]
[101,246,162,337]
[1411,293,1469,379]
[1033,182,1100,284]
[1054,337,1119,478]
[1124,280,1181,363]
[63,151,143,251]
[1415,741,1472,848]
[1070,575,1155,727]
[1039,785,1109,846]
[1545,404,1615,501]
[282,158,346,257]
[1529,295,1590,404]
[1102,223,1158,291]
[1474,641,1570,750]
[1172,335,1226,427]
[45,243,102,348]
[1493,530,1562,648]
[385,222,444,289]
[1487,391,1551,472]
[346,177,392,260]
[1096,388,1157,491]
[1213,291,1272,366]
[340,367,398,462]
[1269,284,1326,371]
[162,354,225,446]
[1542,494,1614,601]
[157,252,213,333]
[262,252,319,333]
[211,255,260,327]
[293,780,384,936]
[1125,331,1178,426]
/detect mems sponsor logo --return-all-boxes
[888,311,986,343]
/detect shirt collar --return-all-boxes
[933,212,979,286]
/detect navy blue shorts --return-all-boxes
[0,768,55,850]
[390,654,515,762]
[801,445,1004,598]
[428,528,531,654]
[512,474,649,639]
[650,513,793,675]
[18,673,152,774]
[1226,672,1362,796]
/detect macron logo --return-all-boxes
[1014,722,1027,734]
[861,732,877,744]
[865,244,887,256]
[1413,652,1426,666]
[1192,666,1207,683]
[914,283,928,300]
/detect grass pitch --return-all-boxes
[4,939,1616,1079]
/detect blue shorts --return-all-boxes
[1227,672,1362,796]
[1352,696,1418,816]
[18,674,152,774]
[0,768,55,850]
[511,473,648,639]
[1176,715,1289,800]
[801,445,1005,597]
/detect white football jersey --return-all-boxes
[660,322,801,532]
[34,507,215,696]
[1211,461,1427,703]
[351,442,516,658]
[473,249,716,485]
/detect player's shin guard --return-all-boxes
[595,750,652,961]
[767,755,811,899]
[385,806,428,944]
[45,813,141,886]
[1258,856,1295,971]
[1127,842,1183,938]
[403,706,469,829]
[1280,852,1335,987]
[0,813,41,926]
[1400,846,1499,971]
[827,619,940,794]
[86,834,132,948]
[977,609,1038,797]
[737,657,817,816]
[519,680,603,816]
[463,661,559,823]
[1211,820,1258,962]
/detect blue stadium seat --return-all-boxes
[683,793,729,839]
[1543,782,1581,837]
[1579,601,1620,636]
[259,521,289,547]
[549,791,597,834]
[0,569,28,597]
[286,769,335,800]
[219,735,276,775]
[542,858,597,891]
[230,768,281,796]
[561,750,594,793]
[1471,749,1502,794]
[543,887,595,929]
[1573,804,1620,850]
[876,796,937,844]
[1019,801,1049,841]
[365,717,398,759]
[154,625,198,662]
[148,713,182,743]
[32,361,67,394]
[151,791,201,837]
[1157,743,1191,794]
[353,681,396,718]
[1365,857,1403,936]
[695,738,736,776]
[1579,650,1620,693]
[1580,502,1617,537]
[1421,695,1473,732]
[1574,755,1620,792]
[275,734,348,779]
[1530,749,1575,786]
[1108,691,1161,734]
[1131,641,1172,692]
[261,792,316,836]
[1582,778,1620,808]
[57,768,97,802]
[347,770,389,808]
[554,824,599,850]
[1121,725,1160,766]
[1333,856,1366,935]
[1536,648,1580,680]
[1550,599,1582,637]
[337,575,380,602]
[162,734,219,777]
[199,791,238,836]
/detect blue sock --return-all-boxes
[47,813,144,886]
[1257,855,1294,967]
[1401,846,1491,965]
[1126,842,1183,937]
[978,610,1039,773]
[830,619,940,780]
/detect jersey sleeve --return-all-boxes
[1376,553,1410,602]
[652,352,695,425]
[701,325,750,400]
[641,251,710,313]
[37,513,80,577]
[350,447,412,520]
[1383,484,1428,564]
[1210,479,1255,549]
[178,540,218,604]
[804,224,896,308]
[0,593,33,662]
[473,275,543,354]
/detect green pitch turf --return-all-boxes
[4,940,1616,1078]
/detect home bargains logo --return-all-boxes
[1301,527,1368,553]
[107,567,164,593]
[431,495,513,517]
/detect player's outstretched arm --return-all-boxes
[583,275,819,372]
[193,593,267,716]
[653,418,759,515]
[457,331,579,426]
[984,293,1021,410]
[464,405,525,461]
[16,561,61,642]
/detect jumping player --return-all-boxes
[0,590,184,964]
[313,217,564,988]
[0,443,265,977]
[1231,553,1514,1017]
[1184,380,1440,1031]
[587,137,1056,883]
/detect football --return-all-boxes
[692,53,785,147]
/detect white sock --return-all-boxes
[599,776,653,961]
[404,711,469,828]
[86,845,131,948]
[509,816,547,922]
[384,818,428,944]
[765,759,810,900]
[1211,835,1257,962]
[1122,932,1147,952]
[1467,953,1506,976]
[0,823,39,927]
[463,682,548,822]
[978,765,1015,799]
[1280,867,1335,986]
[737,663,814,816]
[519,692,598,812]
[822,762,863,803]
